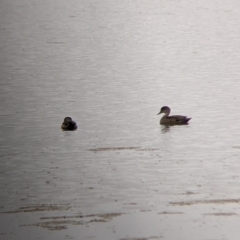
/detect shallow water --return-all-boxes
[1,0,240,239]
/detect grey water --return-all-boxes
[1,0,240,239]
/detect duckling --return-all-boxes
[157,106,191,125]
[61,117,77,131]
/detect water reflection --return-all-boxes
[161,125,171,133]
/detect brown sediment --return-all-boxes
[89,147,140,152]
[120,239,148,240]
[170,198,240,206]
[181,191,198,195]
[40,212,122,220]
[100,213,122,219]
[48,225,67,230]
[0,204,70,214]
[203,212,237,216]
[135,148,159,152]
[158,211,184,214]
[21,220,84,230]
[88,147,158,152]
[120,237,163,240]
[21,212,123,230]
[88,219,108,223]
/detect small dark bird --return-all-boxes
[157,106,191,125]
[61,117,77,131]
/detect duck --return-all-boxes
[61,117,77,131]
[157,106,191,125]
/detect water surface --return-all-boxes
[1,0,240,239]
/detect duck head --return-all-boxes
[63,117,73,123]
[157,106,171,115]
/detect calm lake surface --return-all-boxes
[1,0,240,239]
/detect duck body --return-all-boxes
[61,117,77,131]
[157,106,191,125]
